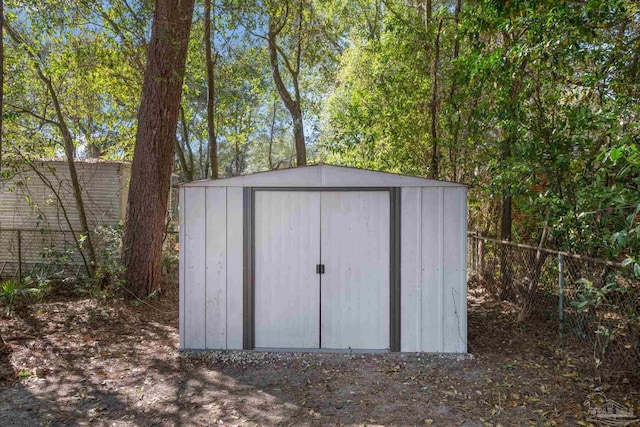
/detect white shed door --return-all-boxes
[254,190,390,350]
[320,191,390,350]
[254,191,321,348]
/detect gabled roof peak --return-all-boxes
[180,163,466,188]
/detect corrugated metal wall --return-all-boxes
[0,161,127,231]
[0,161,129,276]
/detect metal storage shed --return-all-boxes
[179,164,467,353]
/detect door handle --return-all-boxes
[316,264,325,274]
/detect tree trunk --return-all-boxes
[447,0,462,181]
[204,0,218,178]
[4,19,97,276]
[267,12,307,166]
[501,196,512,241]
[175,136,191,182]
[429,18,443,179]
[291,103,306,166]
[181,107,195,175]
[498,194,513,298]
[54,99,97,277]
[177,106,193,182]
[268,97,277,169]
[497,33,527,297]
[498,132,513,297]
[122,0,195,298]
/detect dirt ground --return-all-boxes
[0,280,638,427]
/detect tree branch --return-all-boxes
[6,102,60,126]
[268,30,296,111]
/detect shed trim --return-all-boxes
[179,187,185,349]
[179,164,467,188]
[242,188,254,350]
[244,187,402,351]
[390,188,401,352]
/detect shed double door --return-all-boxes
[254,190,390,350]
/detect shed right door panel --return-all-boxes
[254,191,321,348]
[320,191,390,350]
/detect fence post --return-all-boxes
[17,230,22,283]
[473,230,480,275]
[558,254,564,340]
[479,231,485,275]
[470,232,476,274]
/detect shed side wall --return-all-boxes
[183,187,206,349]
[180,187,243,350]
[401,186,467,353]
[400,188,421,352]
[179,187,185,349]
[421,188,444,352]
[442,187,467,352]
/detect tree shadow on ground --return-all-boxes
[1,284,638,426]
[0,297,339,426]
[0,338,15,387]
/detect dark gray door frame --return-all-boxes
[243,187,401,352]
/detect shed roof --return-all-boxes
[180,164,466,188]
[33,158,131,165]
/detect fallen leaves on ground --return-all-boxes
[0,281,637,426]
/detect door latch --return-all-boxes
[316,264,325,274]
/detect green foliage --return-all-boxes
[570,277,639,370]
[0,281,39,315]
[570,279,620,314]
[3,0,639,267]
[322,0,640,260]
[92,226,126,292]
[4,0,145,160]
[322,2,450,176]
[17,369,34,380]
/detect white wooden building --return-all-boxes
[179,164,467,353]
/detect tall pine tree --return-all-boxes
[122,0,195,297]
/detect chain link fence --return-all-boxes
[0,227,180,282]
[162,230,179,278]
[0,228,88,281]
[468,232,640,376]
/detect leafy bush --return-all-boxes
[92,225,126,292]
[0,281,39,315]
[570,275,640,372]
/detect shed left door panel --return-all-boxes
[254,191,321,348]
